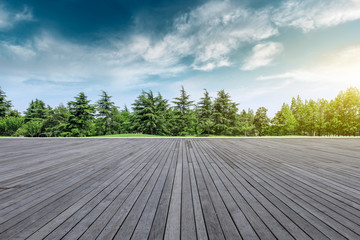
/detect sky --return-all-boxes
[1,0,360,117]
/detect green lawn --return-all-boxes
[94,134,242,137]
[94,133,164,137]
[93,134,358,138]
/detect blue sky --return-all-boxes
[1,0,360,116]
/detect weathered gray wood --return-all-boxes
[186,139,208,240]
[130,141,177,240]
[147,140,179,240]
[164,139,183,240]
[180,140,196,240]
[0,138,359,240]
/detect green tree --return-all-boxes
[197,89,214,134]
[113,107,132,134]
[16,120,43,137]
[254,107,270,136]
[96,91,117,135]
[43,104,71,137]
[238,109,255,136]
[172,86,194,135]
[0,116,24,136]
[0,87,12,118]
[67,92,95,137]
[132,90,170,135]
[212,90,239,135]
[315,99,328,136]
[302,99,318,136]
[272,103,296,135]
[24,99,48,122]
[328,87,360,135]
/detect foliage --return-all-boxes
[96,91,117,135]
[197,89,214,134]
[24,99,48,122]
[212,90,239,135]
[0,87,13,118]
[172,86,194,135]
[43,104,71,137]
[0,116,24,136]
[254,107,270,136]
[238,109,255,136]
[1,85,360,137]
[272,103,296,135]
[67,92,95,137]
[16,120,43,137]
[132,90,170,135]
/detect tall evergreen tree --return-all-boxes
[43,104,70,137]
[24,99,48,122]
[67,92,95,136]
[172,86,194,135]
[0,87,12,118]
[197,89,213,134]
[96,91,116,135]
[254,107,270,136]
[213,90,239,135]
[132,90,170,135]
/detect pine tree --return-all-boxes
[67,92,95,136]
[0,87,13,118]
[132,90,170,135]
[172,86,194,135]
[96,91,116,135]
[213,90,239,135]
[43,104,70,137]
[24,99,48,122]
[197,89,213,134]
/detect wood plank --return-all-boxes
[0,138,359,240]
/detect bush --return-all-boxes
[16,120,43,137]
[0,116,24,136]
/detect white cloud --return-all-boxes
[2,0,360,93]
[272,0,360,32]
[135,1,278,71]
[258,45,360,88]
[0,5,10,29]
[0,5,33,30]
[1,42,36,60]
[14,6,33,21]
[241,42,283,70]
[0,32,187,90]
[133,0,360,72]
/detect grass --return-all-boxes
[94,133,164,137]
[1,134,358,138]
[93,134,301,138]
[94,134,246,137]
[93,134,360,138]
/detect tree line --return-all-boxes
[0,86,359,137]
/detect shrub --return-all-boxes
[0,116,24,136]
[16,120,43,137]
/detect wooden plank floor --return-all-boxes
[0,138,359,240]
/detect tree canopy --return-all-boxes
[1,86,359,137]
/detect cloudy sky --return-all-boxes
[1,0,360,116]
